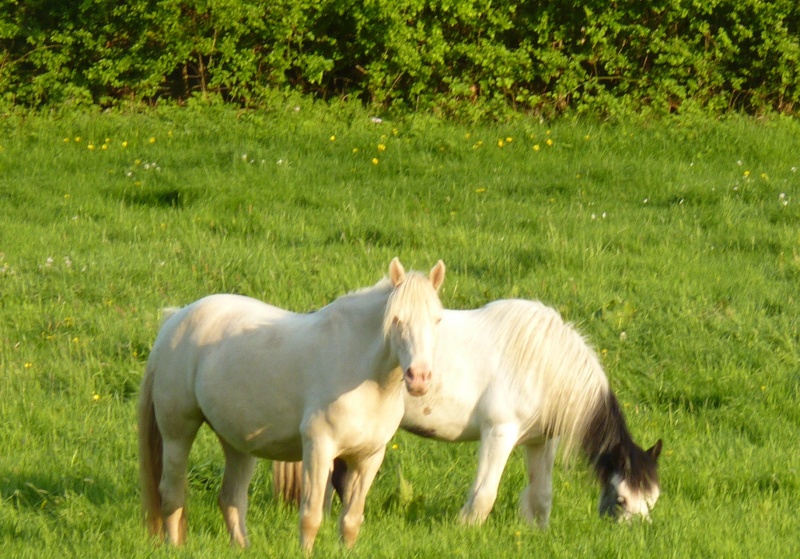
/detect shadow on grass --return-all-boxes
[327,226,418,249]
[1,470,114,513]
[107,183,196,209]
[120,187,190,208]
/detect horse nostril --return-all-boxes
[406,366,431,381]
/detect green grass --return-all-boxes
[1,105,799,558]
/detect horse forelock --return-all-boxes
[626,441,660,490]
[481,300,610,459]
[382,271,443,335]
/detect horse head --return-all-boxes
[597,438,662,521]
[384,257,445,397]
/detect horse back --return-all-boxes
[149,294,314,455]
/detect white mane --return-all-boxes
[328,277,394,310]
[480,299,609,458]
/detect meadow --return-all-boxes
[1,104,798,558]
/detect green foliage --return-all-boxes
[0,0,798,117]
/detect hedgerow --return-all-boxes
[1,0,797,118]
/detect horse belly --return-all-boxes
[203,403,305,459]
[245,436,304,461]
[195,354,308,459]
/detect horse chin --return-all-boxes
[598,499,621,520]
[598,503,651,523]
[404,381,429,397]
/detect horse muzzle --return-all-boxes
[404,365,431,396]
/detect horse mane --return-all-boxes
[382,272,443,335]
[480,300,610,460]
[313,277,394,318]
[337,277,394,303]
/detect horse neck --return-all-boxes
[327,283,398,378]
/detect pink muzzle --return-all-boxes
[404,365,431,396]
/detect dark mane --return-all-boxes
[583,391,659,490]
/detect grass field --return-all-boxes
[1,104,798,558]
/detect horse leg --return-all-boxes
[299,439,336,555]
[459,424,518,525]
[337,448,385,549]
[217,439,257,548]
[159,418,202,545]
[520,437,558,529]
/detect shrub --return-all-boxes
[0,0,797,117]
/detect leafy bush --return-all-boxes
[1,0,797,117]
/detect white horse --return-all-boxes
[274,298,662,527]
[138,258,446,554]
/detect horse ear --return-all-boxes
[647,439,663,461]
[429,260,446,291]
[389,257,406,286]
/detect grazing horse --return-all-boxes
[138,258,446,554]
[274,298,662,527]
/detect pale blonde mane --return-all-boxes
[481,300,609,459]
[382,272,443,335]
[332,278,394,309]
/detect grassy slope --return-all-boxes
[0,106,798,557]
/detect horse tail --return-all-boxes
[137,307,183,537]
[138,359,164,537]
[272,460,303,506]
